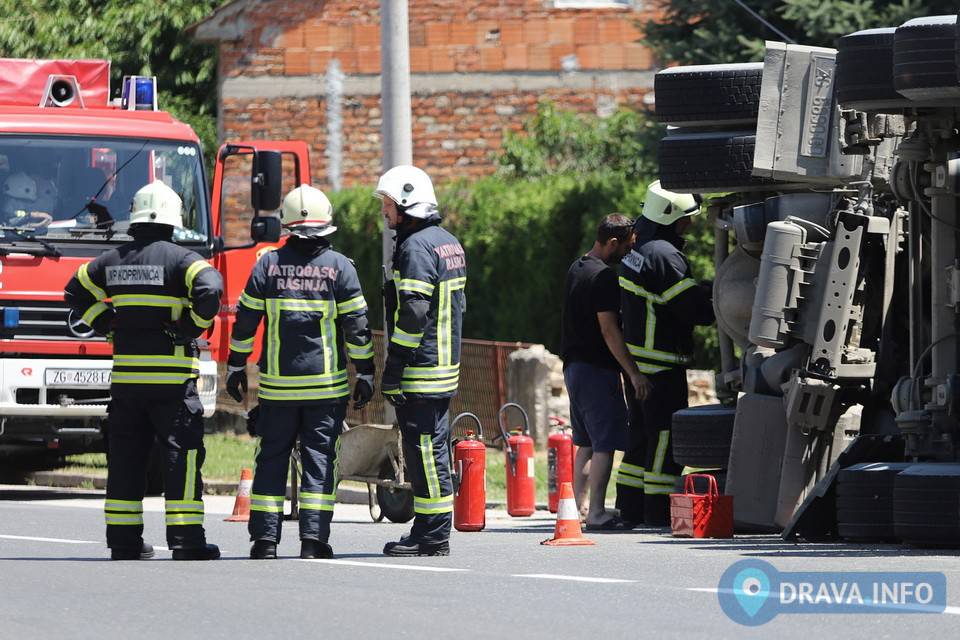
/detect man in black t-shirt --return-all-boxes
[561,214,650,530]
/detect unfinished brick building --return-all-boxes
[192,0,656,190]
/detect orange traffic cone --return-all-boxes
[225,468,253,522]
[541,482,595,546]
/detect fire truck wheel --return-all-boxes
[836,27,910,112]
[835,462,910,542]
[376,460,414,524]
[893,16,960,104]
[144,439,165,496]
[671,404,735,469]
[653,63,763,128]
[658,131,786,193]
[893,463,960,547]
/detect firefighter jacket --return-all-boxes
[383,219,466,400]
[64,232,224,388]
[619,219,714,374]
[227,236,375,404]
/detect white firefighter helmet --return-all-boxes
[641,180,700,226]
[4,172,37,202]
[129,181,183,228]
[374,165,438,219]
[281,184,336,237]
[2,172,38,217]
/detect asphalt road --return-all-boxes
[1,485,959,639]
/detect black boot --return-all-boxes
[250,540,278,560]
[300,539,333,559]
[383,537,449,557]
[172,543,221,561]
[111,542,155,561]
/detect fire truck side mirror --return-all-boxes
[250,215,281,244]
[251,150,282,212]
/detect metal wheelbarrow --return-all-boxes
[286,422,414,523]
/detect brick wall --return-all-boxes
[195,0,659,189]
[222,85,650,186]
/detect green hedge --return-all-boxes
[328,176,719,370]
[328,103,719,371]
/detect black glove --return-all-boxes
[163,322,194,346]
[383,389,406,407]
[246,405,260,438]
[226,365,247,402]
[353,373,375,410]
[381,358,406,407]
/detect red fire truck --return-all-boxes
[0,58,307,463]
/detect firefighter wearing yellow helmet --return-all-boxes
[64,180,224,561]
[615,180,715,527]
[227,183,375,560]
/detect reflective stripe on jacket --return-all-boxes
[619,236,713,374]
[228,237,374,404]
[64,237,223,387]
[384,222,466,399]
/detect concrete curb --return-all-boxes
[25,471,369,505]
[23,472,551,510]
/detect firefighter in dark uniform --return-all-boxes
[226,185,375,560]
[617,181,715,526]
[375,165,466,557]
[65,181,224,560]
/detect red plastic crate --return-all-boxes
[670,474,734,538]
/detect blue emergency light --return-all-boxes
[120,75,158,111]
[2,307,19,329]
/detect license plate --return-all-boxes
[45,369,112,388]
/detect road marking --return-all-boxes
[298,558,466,573]
[0,534,98,545]
[513,573,635,584]
[687,588,960,615]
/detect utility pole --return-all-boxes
[380,0,412,272]
[379,0,412,424]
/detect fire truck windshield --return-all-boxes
[0,135,208,245]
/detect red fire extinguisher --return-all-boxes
[452,412,486,532]
[547,416,574,513]
[497,402,535,517]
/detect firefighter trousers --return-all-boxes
[615,367,688,526]
[104,380,208,551]
[249,403,345,544]
[396,398,453,544]
[615,391,646,524]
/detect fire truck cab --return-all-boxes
[0,58,307,457]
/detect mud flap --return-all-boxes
[781,434,904,542]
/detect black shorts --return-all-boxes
[563,361,628,453]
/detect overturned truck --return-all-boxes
[657,14,960,545]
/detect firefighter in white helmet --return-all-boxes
[226,184,376,560]
[65,180,224,560]
[375,165,466,557]
[616,180,715,526]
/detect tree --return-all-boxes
[642,0,959,65]
[0,1,221,159]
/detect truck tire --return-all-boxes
[375,460,414,524]
[654,63,763,128]
[893,15,960,103]
[671,404,736,468]
[835,462,910,542]
[836,27,910,112]
[658,131,782,193]
[894,463,960,547]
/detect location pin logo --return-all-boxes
[733,567,771,618]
